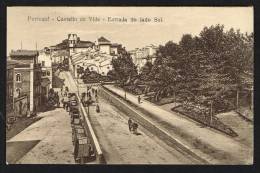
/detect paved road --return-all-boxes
[7,108,75,164]
[60,71,197,164]
[103,85,253,164]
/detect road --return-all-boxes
[7,108,75,164]
[104,85,253,164]
[60,71,198,164]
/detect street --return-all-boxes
[7,108,75,164]
[60,71,199,164]
[6,71,252,164]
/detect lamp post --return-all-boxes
[124,89,127,100]
[210,100,213,126]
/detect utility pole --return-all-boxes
[251,87,253,110]
[210,100,213,126]
[236,89,239,110]
[174,92,176,108]
[21,41,23,49]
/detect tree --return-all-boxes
[147,41,185,101]
[144,24,253,109]
[139,61,153,81]
[111,50,138,85]
[77,66,84,78]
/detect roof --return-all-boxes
[75,41,94,48]
[111,43,122,47]
[7,60,19,66]
[10,50,39,57]
[55,39,69,49]
[98,36,111,45]
[52,50,69,57]
[7,60,31,68]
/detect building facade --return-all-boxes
[50,34,122,78]
[6,61,17,119]
[38,49,52,99]
[129,44,158,73]
[10,50,42,113]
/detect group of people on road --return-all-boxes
[61,86,70,111]
[80,85,100,113]
[45,89,60,109]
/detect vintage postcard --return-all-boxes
[6,6,253,164]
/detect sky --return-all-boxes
[7,7,253,54]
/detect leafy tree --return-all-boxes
[77,66,84,78]
[145,24,253,110]
[139,61,153,81]
[111,49,138,85]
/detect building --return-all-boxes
[6,60,17,119]
[68,33,95,55]
[129,44,158,73]
[50,34,122,78]
[97,36,111,54]
[50,42,70,65]
[38,48,52,99]
[10,50,42,113]
[70,49,116,77]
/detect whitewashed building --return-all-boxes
[129,44,158,73]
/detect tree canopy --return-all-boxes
[142,24,253,103]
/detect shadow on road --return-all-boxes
[6,140,41,164]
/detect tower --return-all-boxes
[68,33,77,55]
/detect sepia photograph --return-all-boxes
[6,6,253,165]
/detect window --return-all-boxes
[91,67,93,70]
[42,61,45,67]
[16,73,21,82]
[42,71,46,76]
[107,66,110,69]
[15,88,21,98]
[102,72,105,75]
[47,71,50,76]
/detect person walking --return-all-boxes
[128,118,133,132]
[138,95,141,104]
[132,122,139,134]
[56,92,60,108]
[61,87,63,97]
[96,104,100,113]
[63,95,69,111]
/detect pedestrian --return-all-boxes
[96,104,100,113]
[138,95,141,104]
[63,95,69,111]
[95,90,98,98]
[132,122,139,134]
[56,93,60,108]
[128,118,133,132]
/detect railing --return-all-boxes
[75,94,105,164]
